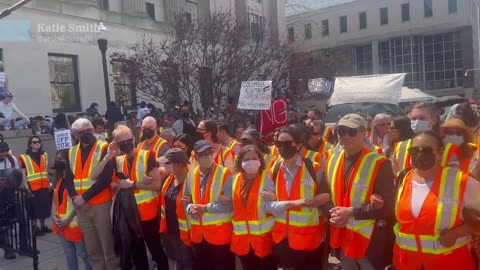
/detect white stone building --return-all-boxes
[0,0,285,117]
[286,0,480,98]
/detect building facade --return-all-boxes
[0,0,285,117]
[286,0,480,98]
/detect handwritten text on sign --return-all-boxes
[237,81,272,110]
[54,130,72,150]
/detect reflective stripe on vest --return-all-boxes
[69,141,106,191]
[189,165,232,226]
[138,136,168,157]
[275,163,320,227]
[20,153,48,185]
[116,150,158,205]
[304,150,321,163]
[394,168,469,254]
[440,143,455,167]
[232,171,274,236]
[395,139,411,171]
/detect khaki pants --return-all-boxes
[77,201,119,270]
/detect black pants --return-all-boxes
[239,247,277,270]
[191,239,235,270]
[272,239,325,270]
[128,217,169,270]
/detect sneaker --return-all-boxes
[40,226,52,233]
[4,251,16,260]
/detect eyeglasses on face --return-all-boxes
[31,141,41,145]
[274,140,294,148]
[117,138,133,146]
[336,127,361,137]
[407,146,437,157]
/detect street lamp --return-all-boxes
[97,38,111,108]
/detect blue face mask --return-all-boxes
[411,120,430,133]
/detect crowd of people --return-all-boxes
[1,100,480,270]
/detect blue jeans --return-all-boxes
[2,118,27,130]
[57,234,94,270]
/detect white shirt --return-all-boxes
[0,72,5,89]
[0,155,19,170]
[0,101,18,120]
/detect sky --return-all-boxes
[285,0,357,15]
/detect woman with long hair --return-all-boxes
[386,116,414,173]
[19,136,51,235]
[52,150,93,270]
[173,133,195,158]
[370,113,392,153]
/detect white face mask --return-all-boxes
[197,155,214,169]
[443,135,464,146]
[163,164,173,174]
[411,120,430,133]
[241,160,261,175]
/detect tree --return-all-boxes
[111,12,293,116]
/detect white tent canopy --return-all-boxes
[400,87,434,103]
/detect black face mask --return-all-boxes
[141,128,155,141]
[411,152,436,171]
[53,160,66,171]
[119,142,135,154]
[182,112,190,118]
[80,133,96,145]
[278,145,298,160]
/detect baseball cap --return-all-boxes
[337,113,367,129]
[193,140,214,154]
[0,142,10,153]
[241,129,261,141]
[158,148,190,164]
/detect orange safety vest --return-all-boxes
[137,136,169,158]
[69,141,112,205]
[302,149,322,164]
[374,145,383,155]
[271,145,279,159]
[188,165,232,245]
[52,178,82,242]
[226,138,242,154]
[440,143,459,167]
[316,140,334,156]
[231,171,274,257]
[270,158,324,250]
[214,145,235,168]
[19,153,49,191]
[394,139,412,174]
[393,168,474,270]
[323,126,334,144]
[327,147,386,258]
[116,150,158,221]
[159,174,192,247]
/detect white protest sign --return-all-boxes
[54,130,72,150]
[237,81,272,110]
[308,78,332,94]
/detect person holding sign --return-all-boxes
[19,136,52,236]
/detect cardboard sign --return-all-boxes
[54,129,72,150]
[237,81,272,110]
[308,78,333,94]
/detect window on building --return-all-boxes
[288,27,295,41]
[340,16,347,33]
[424,0,433,17]
[249,13,264,42]
[305,23,312,39]
[380,7,388,25]
[0,49,3,61]
[354,44,373,75]
[146,2,155,20]
[401,3,410,22]
[97,0,109,10]
[448,0,457,14]
[423,32,463,90]
[322,20,329,36]
[48,54,81,112]
[112,61,137,110]
[359,12,367,30]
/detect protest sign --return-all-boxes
[237,81,272,110]
[54,130,72,150]
[308,78,333,95]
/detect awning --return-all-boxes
[400,87,434,103]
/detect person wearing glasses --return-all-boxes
[369,113,391,154]
[19,135,52,235]
[306,120,334,157]
[107,124,168,270]
[393,131,480,270]
[63,118,119,270]
[385,116,414,175]
[266,126,331,269]
[183,140,234,270]
[327,114,395,270]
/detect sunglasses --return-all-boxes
[336,127,361,137]
[31,141,41,144]
[78,130,91,136]
[443,129,464,136]
[407,146,436,157]
[117,138,133,146]
[274,140,294,148]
